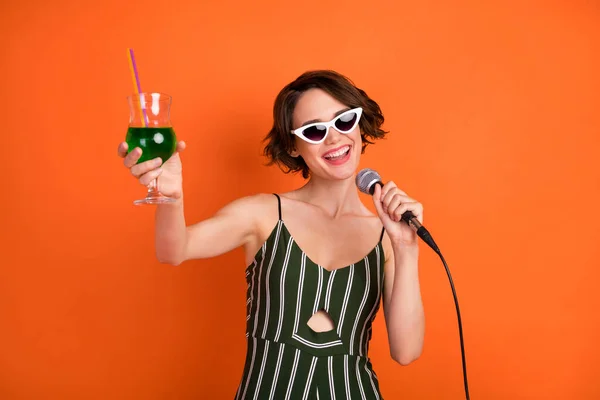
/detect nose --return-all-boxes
[324,126,343,145]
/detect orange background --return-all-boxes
[1,0,599,398]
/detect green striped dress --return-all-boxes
[235,194,385,399]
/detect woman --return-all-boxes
[118,70,425,399]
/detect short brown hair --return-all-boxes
[263,70,388,178]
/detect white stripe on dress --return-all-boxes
[235,364,244,400]
[291,334,343,348]
[268,343,286,400]
[260,222,283,338]
[359,247,382,356]
[293,253,307,332]
[350,256,370,355]
[312,266,323,314]
[251,245,266,336]
[251,339,270,400]
[301,356,318,400]
[365,361,380,400]
[239,336,258,400]
[274,236,295,341]
[324,269,337,310]
[344,354,351,399]
[337,264,355,336]
[245,259,258,336]
[356,357,367,400]
[284,348,301,400]
[328,356,336,400]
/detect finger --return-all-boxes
[175,140,186,153]
[379,181,397,200]
[382,187,411,206]
[130,157,163,178]
[139,168,163,187]
[381,181,409,199]
[117,142,129,158]
[382,192,414,213]
[393,202,424,223]
[372,184,385,215]
[381,188,396,210]
[123,147,143,168]
[372,182,382,201]
[384,194,403,215]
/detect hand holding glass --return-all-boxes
[125,92,177,205]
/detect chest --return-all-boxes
[280,216,382,272]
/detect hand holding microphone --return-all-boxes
[356,168,439,253]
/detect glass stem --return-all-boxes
[148,178,160,197]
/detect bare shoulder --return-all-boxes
[231,193,280,265]
[219,192,280,232]
[216,192,278,215]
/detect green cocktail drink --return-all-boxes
[126,126,177,164]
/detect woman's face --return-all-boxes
[291,88,362,181]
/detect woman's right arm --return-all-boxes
[154,194,265,265]
[119,141,263,266]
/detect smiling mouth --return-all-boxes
[323,145,351,161]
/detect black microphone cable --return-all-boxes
[356,168,470,400]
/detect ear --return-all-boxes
[289,148,300,158]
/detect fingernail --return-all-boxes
[154,157,162,165]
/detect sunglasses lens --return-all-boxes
[302,125,327,142]
[334,111,358,132]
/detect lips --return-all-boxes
[322,144,352,166]
[323,145,351,160]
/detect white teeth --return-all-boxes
[324,146,350,159]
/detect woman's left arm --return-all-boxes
[372,182,425,366]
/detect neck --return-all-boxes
[296,174,363,218]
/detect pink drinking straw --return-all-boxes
[127,48,149,127]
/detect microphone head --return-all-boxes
[356,168,381,195]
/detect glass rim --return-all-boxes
[127,92,172,101]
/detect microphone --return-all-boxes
[356,168,440,253]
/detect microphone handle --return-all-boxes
[403,212,440,254]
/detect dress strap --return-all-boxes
[273,193,282,221]
[379,226,386,242]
